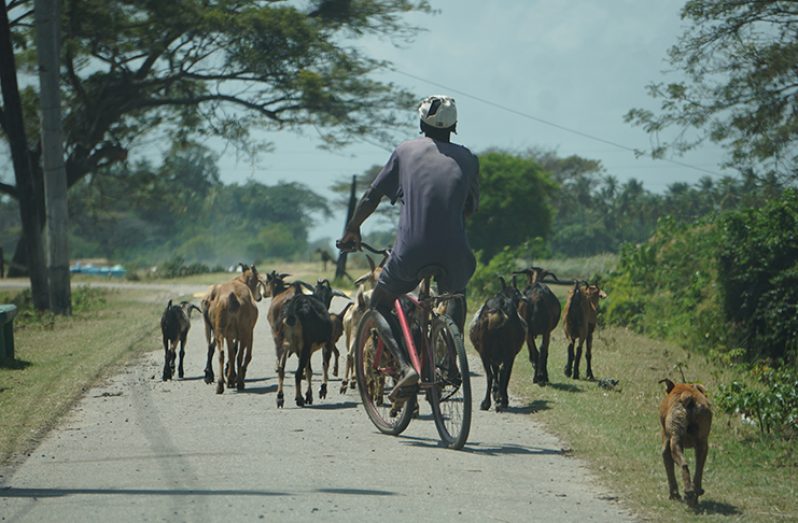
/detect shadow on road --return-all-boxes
[316,487,396,496]
[0,486,288,498]
[239,384,278,395]
[398,435,564,457]
[307,401,360,410]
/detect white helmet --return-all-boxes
[418,95,457,129]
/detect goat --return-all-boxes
[340,285,373,393]
[263,270,314,373]
[352,254,385,289]
[274,282,333,407]
[311,278,349,380]
[469,277,527,412]
[562,281,606,380]
[659,378,712,508]
[513,267,561,385]
[205,263,263,393]
[160,299,201,381]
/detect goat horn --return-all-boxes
[366,255,376,272]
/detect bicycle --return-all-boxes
[337,241,472,450]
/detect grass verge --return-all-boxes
[505,325,797,522]
[0,287,165,465]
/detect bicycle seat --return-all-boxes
[415,264,447,281]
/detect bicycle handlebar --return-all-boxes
[336,239,390,258]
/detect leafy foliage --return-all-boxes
[65,143,330,266]
[625,0,798,180]
[605,189,798,366]
[467,151,556,262]
[717,366,798,439]
[717,190,798,362]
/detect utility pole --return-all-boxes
[35,0,71,314]
[335,175,357,281]
[0,2,49,309]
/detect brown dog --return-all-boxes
[659,378,713,508]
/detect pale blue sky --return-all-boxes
[210,1,731,243]
[0,1,731,245]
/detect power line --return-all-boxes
[390,68,729,178]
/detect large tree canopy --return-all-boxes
[626,0,798,181]
[0,0,431,199]
[467,150,556,262]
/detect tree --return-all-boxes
[626,0,798,181]
[1,0,432,273]
[467,151,556,262]
[0,0,48,308]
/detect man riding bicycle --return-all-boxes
[338,94,480,402]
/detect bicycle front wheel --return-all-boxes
[427,315,472,450]
[354,310,416,436]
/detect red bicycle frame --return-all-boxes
[371,295,426,377]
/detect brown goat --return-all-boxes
[340,286,373,393]
[205,264,262,393]
[659,378,713,508]
[562,282,606,380]
[264,271,303,373]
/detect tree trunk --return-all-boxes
[36,0,71,315]
[0,2,49,309]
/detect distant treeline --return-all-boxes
[0,145,789,273]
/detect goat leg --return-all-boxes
[694,440,709,502]
[537,331,551,385]
[204,338,215,384]
[178,334,186,379]
[162,336,172,381]
[305,360,314,405]
[585,328,595,381]
[565,340,575,378]
[670,436,696,506]
[499,358,514,411]
[215,340,225,394]
[491,363,503,412]
[662,440,680,500]
[573,339,584,380]
[479,353,493,411]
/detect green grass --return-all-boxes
[0,288,165,464]
[502,325,798,522]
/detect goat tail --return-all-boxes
[227,292,241,312]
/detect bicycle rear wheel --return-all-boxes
[427,315,472,450]
[354,310,416,436]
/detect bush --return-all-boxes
[157,256,215,278]
[716,366,798,438]
[468,238,549,300]
[717,190,798,362]
[605,189,798,367]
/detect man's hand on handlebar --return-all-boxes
[336,227,362,252]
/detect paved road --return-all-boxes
[0,282,635,522]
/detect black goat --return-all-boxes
[274,283,333,407]
[469,277,527,412]
[312,279,349,383]
[513,267,561,385]
[160,300,201,381]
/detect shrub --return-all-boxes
[716,366,798,438]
